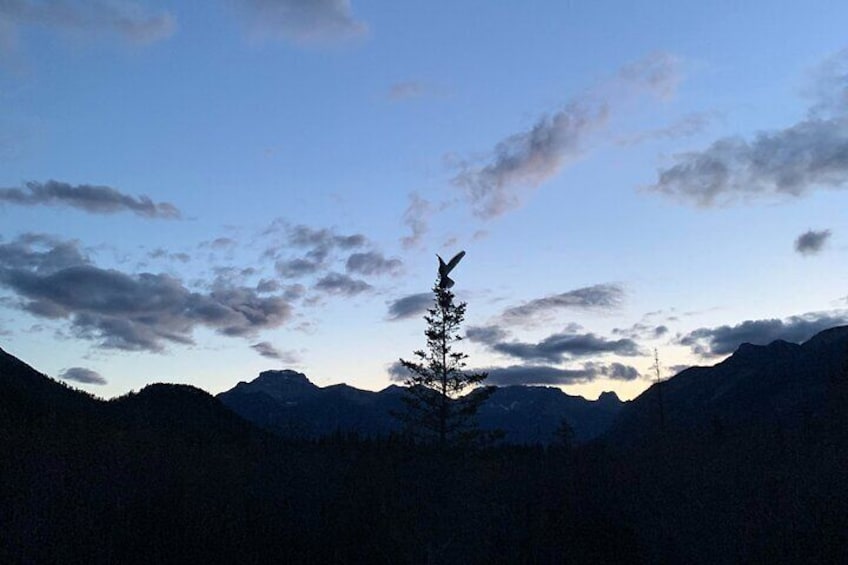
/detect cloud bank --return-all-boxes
[0,235,293,352]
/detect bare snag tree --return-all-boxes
[396,252,492,447]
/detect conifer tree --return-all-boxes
[396,275,491,447]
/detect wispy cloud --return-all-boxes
[388,81,428,101]
[0,0,175,52]
[251,341,299,363]
[0,180,180,218]
[794,229,832,255]
[234,0,367,44]
[452,52,680,219]
[677,311,848,356]
[400,192,432,250]
[59,366,106,385]
[500,283,624,326]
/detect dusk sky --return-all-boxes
[1,0,847,401]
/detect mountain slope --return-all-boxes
[605,325,848,445]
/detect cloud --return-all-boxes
[452,52,680,219]
[0,0,175,48]
[612,322,669,340]
[388,81,428,101]
[267,224,368,279]
[251,341,299,363]
[490,330,641,364]
[794,229,832,255]
[465,324,509,344]
[345,251,402,276]
[386,292,431,321]
[0,180,180,218]
[59,366,106,385]
[648,120,848,206]
[400,192,432,249]
[678,311,848,356]
[482,361,641,386]
[452,101,609,219]
[500,283,624,326]
[234,0,367,44]
[0,236,293,352]
[614,51,681,100]
[276,257,322,279]
[313,272,371,296]
[616,112,713,146]
[649,50,848,207]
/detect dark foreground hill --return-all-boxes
[218,370,623,444]
[2,328,847,564]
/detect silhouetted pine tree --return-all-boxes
[396,281,492,447]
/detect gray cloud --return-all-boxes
[492,331,641,364]
[313,272,371,296]
[0,236,293,352]
[234,0,367,44]
[251,341,299,363]
[275,257,322,279]
[452,52,680,219]
[59,366,106,385]
[678,312,848,356]
[649,50,848,207]
[648,119,848,206]
[400,192,432,249]
[465,324,509,345]
[0,0,175,46]
[386,292,431,321]
[794,229,832,255]
[452,101,608,219]
[501,283,624,326]
[0,180,180,218]
[345,251,402,276]
[612,322,669,340]
[482,361,641,386]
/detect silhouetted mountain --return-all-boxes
[0,346,101,430]
[218,372,623,444]
[606,325,848,446]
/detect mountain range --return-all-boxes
[217,371,624,444]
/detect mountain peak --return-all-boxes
[256,369,312,385]
[234,369,319,403]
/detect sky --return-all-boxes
[1,0,847,401]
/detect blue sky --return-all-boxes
[1,0,847,400]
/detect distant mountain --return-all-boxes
[605,325,848,446]
[218,372,623,444]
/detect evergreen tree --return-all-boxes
[396,279,492,447]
